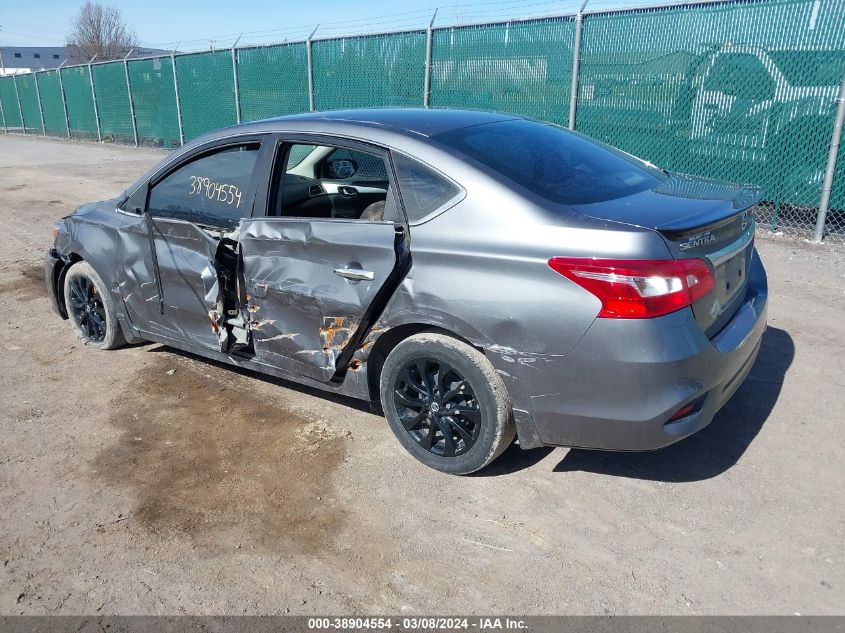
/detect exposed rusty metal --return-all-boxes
[320,316,356,352]
[209,310,221,334]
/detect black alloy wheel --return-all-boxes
[393,357,482,457]
[67,275,107,343]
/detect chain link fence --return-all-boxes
[2,0,844,240]
[312,31,428,110]
[15,74,42,134]
[60,65,99,140]
[37,70,69,137]
[576,0,845,240]
[431,17,576,126]
[91,62,135,143]
[127,56,181,148]
[175,51,238,140]
[236,43,310,121]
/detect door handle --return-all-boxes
[337,185,358,198]
[333,267,375,281]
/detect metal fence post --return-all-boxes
[0,91,6,134]
[34,71,47,135]
[813,69,845,243]
[57,62,71,138]
[123,51,139,146]
[231,37,242,124]
[171,50,185,145]
[307,25,319,112]
[12,73,26,135]
[568,0,589,130]
[12,74,25,135]
[87,57,102,142]
[423,9,438,108]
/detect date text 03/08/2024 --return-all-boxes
[307,617,528,630]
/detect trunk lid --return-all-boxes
[570,173,760,337]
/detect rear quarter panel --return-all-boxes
[378,178,674,349]
[370,182,674,428]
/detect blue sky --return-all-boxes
[1,0,660,50]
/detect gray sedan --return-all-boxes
[45,109,767,474]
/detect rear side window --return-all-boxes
[433,119,664,205]
[148,144,260,229]
[392,153,461,222]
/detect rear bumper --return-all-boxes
[489,249,768,451]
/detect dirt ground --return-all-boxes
[0,134,843,616]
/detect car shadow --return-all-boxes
[142,327,792,482]
[471,443,557,477]
[549,326,794,482]
[145,345,376,414]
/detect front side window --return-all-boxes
[272,142,398,222]
[433,119,664,205]
[148,144,260,229]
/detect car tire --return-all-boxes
[63,261,126,350]
[380,332,515,474]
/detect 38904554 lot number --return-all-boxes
[188,175,242,208]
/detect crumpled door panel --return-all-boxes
[119,216,222,351]
[240,218,397,382]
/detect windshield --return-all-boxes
[433,119,665,205]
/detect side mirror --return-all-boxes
[327,158,358,180]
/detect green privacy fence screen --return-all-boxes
[312,31,428,110]
[60,65,98,140]
[3,0,845,239]
[16,74,42,134]
[237,43,310,122]
[91,62,134,143]
[430,17,576,126]
[175,51,238,140]
[127,56,180,148]
[575,0,845,235]
[0,77,22,130]
[36,70,68,137]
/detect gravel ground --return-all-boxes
[0,134,843,615]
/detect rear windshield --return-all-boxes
[433,119,664,204]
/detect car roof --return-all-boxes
[210,108,521,143]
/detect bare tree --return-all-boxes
[67,2,138,63]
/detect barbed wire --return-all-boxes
[4,0,678,54]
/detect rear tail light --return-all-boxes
[548,257,714,319]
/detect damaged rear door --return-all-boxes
[240,137,409,383]
[118,138,267,350]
